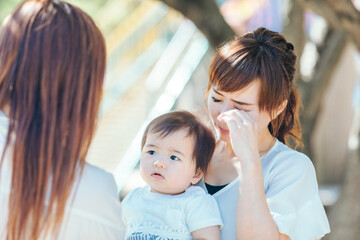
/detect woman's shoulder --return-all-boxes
[261,140,319,191]
[261,140,316,182]
[69,163,120,214]
[265,140,313,169]
[81,163,116,182]
[76,163,119,197]
[65,163,123,228]
[59,164,124,239]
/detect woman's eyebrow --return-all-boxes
[232,99,253,106]
[212,88,223,96]
[213,87,253,106]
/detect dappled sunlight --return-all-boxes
[300,42,318,80]
[1,0,359,237]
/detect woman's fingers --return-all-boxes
[234,110,256,130]
[219,110,259,162]
[221,112,242,129]
[221,116,242,150]
[218,109,256,130]
[221,115,239,132]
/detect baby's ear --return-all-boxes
[191,169,203,185]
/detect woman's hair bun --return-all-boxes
[286,42,294,51]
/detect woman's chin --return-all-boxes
[218,133,230,143]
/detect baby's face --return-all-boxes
[140,128,199,195]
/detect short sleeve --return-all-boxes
[185,189,223,233]
[265,153,330,240]
[121,188,139,225]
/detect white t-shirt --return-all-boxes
[121,185,223,240]
[199,139,330,240]
[0,112,125,240]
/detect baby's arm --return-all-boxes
[185,186,223,239]
[191,225,221,240]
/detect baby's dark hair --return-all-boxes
[141,110,215,174]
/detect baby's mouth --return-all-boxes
[151,172,165,179]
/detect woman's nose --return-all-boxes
[220,102,234,114]
[153,159,166,169]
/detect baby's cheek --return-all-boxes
[139,162,148,178]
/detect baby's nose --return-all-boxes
[153,159,166,169]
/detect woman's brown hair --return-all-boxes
[208,27,302,148]
[0,0,106,239]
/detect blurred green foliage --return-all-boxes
[0,0,20,22]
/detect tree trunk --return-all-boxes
[282,0,306,81]
[325,110,360,240]
[158,0,235,48]
[296,0,360,51]
[297,30,346,158]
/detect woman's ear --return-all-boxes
[191,169,204,185]
[272,100,288,120]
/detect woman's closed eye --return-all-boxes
[234,107,251,112]
[211,96,221,102]
[170,155,180,161]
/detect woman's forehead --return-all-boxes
[212,80,260,103]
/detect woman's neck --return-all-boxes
[258,129,275,156]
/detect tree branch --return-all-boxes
[158,0,235,48]
[298,29,347,158]
[325,110,360,239]
[296,0,360,50]
[283,0,306,81]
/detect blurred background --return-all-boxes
[1,0,359,239]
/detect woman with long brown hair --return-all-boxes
[0,0,124,239]
[200,27,330,239]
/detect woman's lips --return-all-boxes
[151,172,165,179]
[217,125,229,134]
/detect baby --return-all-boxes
[121,110,222,240]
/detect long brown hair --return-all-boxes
[208,27,302,148]
[0,0,106,239]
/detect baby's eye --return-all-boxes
[147,150,156,155]
[211,96,221,103]
[170,155,180,161]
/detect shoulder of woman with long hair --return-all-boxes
[0,0,125,239]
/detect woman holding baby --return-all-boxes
[200,27,330,239]
[122,27,330,240]
[0,0,329,238]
